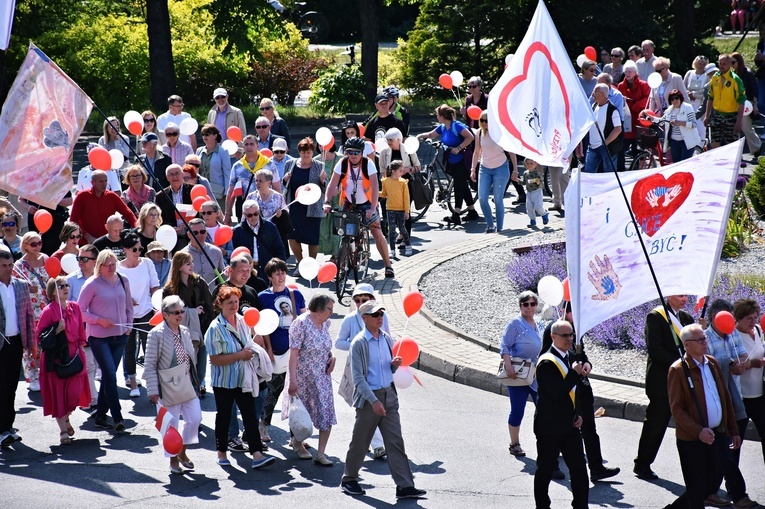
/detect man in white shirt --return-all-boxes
[584,84,622,174]
[157,95,197,151]
[636,40,657,81]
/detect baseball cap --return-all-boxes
[146,241,167,254]
[352,283,375,297]
[359,301,385,315]
[375,93,389,104]
[140,132,158,143]
[273,138,288,151]
[213,87,228,99]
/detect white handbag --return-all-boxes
[497,358,536,387]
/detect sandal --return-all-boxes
[66,418,74,437]
[385,266,394,278]
[509,443,525,457]
[60,432,73,445]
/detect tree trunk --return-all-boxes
[674,0,695,67]
[359,0,381,103]
[146,0,175,111]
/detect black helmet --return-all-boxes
[383,85,400,98]
[344,137,365,151]
[342,119,357,129]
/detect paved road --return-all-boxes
[3,355,764,508]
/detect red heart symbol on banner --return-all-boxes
[630,172,694,237]
[496,42,572,157]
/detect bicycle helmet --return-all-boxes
[342,119,357,129]
[344,137,365,151]
[383,86,400,98]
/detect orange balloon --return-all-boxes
[467,105,482,120]
[714,311,736,335]
[439,73,453,89]
[393,337,420,366]
[149,311,163,326]
[231,246,251,259]
[584,46,597,61]
[317,262,338,284]
[402,291,424,317]
[192,196,207,212]
[286,283,299,290]
[44,257,61,278]
[227,126,243,143]
[34,210,53,233]
[261,148,273,158]
[562,277,571,302]
[88,146,111,170]
[214,225,233,246]
[243,307,260,327]
[190,184,207,201]
[357,122,365,138]
[127,121,143,136]
[324,139,335,151]
[163,426,183,455]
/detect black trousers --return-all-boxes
[447,160,475,210]
[712,418,749,503]
[744,395,765,463]
[666,433,727,509]
[578,381,604,470]
[534,427,589,509]
[0,335,23,433]
[635,389,672,469]
[212,386,263,454]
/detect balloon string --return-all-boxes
[402,317,409,337]
[113,321,152,326]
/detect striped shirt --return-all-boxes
[205,313,250,389]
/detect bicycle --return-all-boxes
[413,139,477,222]
[629,117,672,171]
[331,209,371,300]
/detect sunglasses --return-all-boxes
[260,106,272,111]
[128,246,141,252]
[187,162,200,168]
[353,297,371,304]
[255,125,269,129]
[655,67,667,72]
[29,241,42,248]
[69,234,82,240]
[166,132,179,137]
[56,283,70,289]
[1,221,15,227]
[143,117,155,122]
[200,210,216,216]
[273,150,286,154]
[191,229,207,235]
[611,54,622,58]
[244,212,260,218]
[367,311,384,318]
[165,309,186,315]
[521,301,537,308]
[479,119,488,123]
[346,149,362,156]
[77,256,96,262]
[467,84,479,88]
[215,95,226,100]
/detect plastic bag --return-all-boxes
[289,396,314,442]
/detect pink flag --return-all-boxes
[487,0,593,167]
[0,44,92,208]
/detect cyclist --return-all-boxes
[322,138,394,279]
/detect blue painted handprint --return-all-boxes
[587,254,622,301]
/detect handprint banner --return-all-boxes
[564,140,742,337]
[0,44,92,208]
[487,0,594,167]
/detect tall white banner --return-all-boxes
[565,140,742,336]
[487,0,593,167]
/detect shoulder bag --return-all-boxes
[158,329,197,406]
[497,358,536,386]
[55,352,84,379]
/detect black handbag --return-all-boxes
[409,172,433,210]
[55,352,84,378]
[38,323,60,351]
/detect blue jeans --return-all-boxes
[507,384,538,426]
[196,341,208,389]
[478,161,510,230]
[90,334,129,422]
[669,138,693,163]
[584,144,617,173]
[228,391,265,439]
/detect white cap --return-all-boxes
[213,88,228,99]
[273,138,288,151]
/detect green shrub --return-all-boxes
[722,191,757,258]
[745,157,765,217]
[309,64,367,114]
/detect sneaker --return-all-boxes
[94,418,114,430]
[129,388,140,398]
[444,213,461,225]
[341,480,366,496]
[373,446,387,459]
[28,380,40,392]
[114,421,126,432]
[542,213,550,225]
[465,209,479,220]
[591,466,620,481]
[251,455,276,470]
[291,438,312,460]
[404,246,412,256]
[396,486,427,499]
[633,465,658,480]
[527,220,537,229]
[0,431,14,448]
[9,429,21,442]
[228,437,249,453]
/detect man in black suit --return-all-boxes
[634,295,695,480]
[155,163,193,252]
[534,320,589,509]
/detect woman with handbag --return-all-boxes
[37,276,90,445]
[285,293,337,466]
[205,286,275,469]
[642,89,699,163]
[144,295,203,474]
[247,169,291,257]
[501,290,543,457]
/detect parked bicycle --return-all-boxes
[331,209,371,299]
[629,117,672,171]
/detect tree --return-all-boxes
[146,0,175,111]
[359,0,383,102]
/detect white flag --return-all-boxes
[487,0,593,167]
[0,0,14,51]
[565,140,742,336]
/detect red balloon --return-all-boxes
[127,121,143,136]
[760,314,765,331]
[317,262,338,284]
[231,246,251,259]
[562,277,571,302]
[402,291,424,318]
[163,426,183,455]
[33,210,53,233]
[357,123,365,138]
[467,105,482,121]
[44,257,61,278]
[714,311,736,335]
[438,73,453,89]
[324,139,335,151]
[393,337,420,366]
[149,311,163,326]
[584,45,597,61]
[88,146,111,170]
[192,196,207,212]
[214,225,233,246]
[227,126,243,143]
[243,307,260,327]
[260,148,273,158]
[190,184,207,201]
[286,283,299,290]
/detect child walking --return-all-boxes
[514,158,549,228]
[380,161,412,256]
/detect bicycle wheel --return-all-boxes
[298,12,330,43]
[408,170,435,223]
[354,228,371,282]
[629,151,657,171]
[334,239,352,300]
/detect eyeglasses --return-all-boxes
[166,132,179,137]
[479,119,488,123]
[56,283,69,289]
[128,246,141,252]
[611,54,622,58]
[148,212,160,218]
[128,174,143,179]
[29,241,42,248]
[77,256,96,262]
[200,210,216,216]
[1,221,15,227]
[69,234,82,240]
[521,301,537,307]
[554,332,575,339]
[191,229,207,235]
[165,309,186,315]
[215,96,226,100]
[143,117,155,122]
[346,149,362,156]
[685,337,708,344]
[273,150,285,154]
[260,106,272,111]
[367,311,384,318]
[467,84,479,89]
[353,297,371,304]
[255,125,269,129]
[244,212,260,218]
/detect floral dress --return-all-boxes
[14,258,49,385]
[282,313,336,431]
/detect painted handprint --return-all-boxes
[663,184,682,206]
[587,254,622,301]
[645,189,660,208]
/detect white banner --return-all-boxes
[0,0,14,51]
[487,0,593,167]
[565,140,742,336]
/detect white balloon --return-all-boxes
[374,137,387,153]
[576,54,587,68]
[179,117,198,136]
[744,100,753,116]
[296,183,322,206]
[222,139,238,156]
[449,70,464,88]
[315,127,333,147]
[109,149,124,170]
[537,275,564,307]
[393,366,414,389]
[646,72,662,89]
[505,54,515,66]
[156,224,177,251]
[298,257,320,281]
[151,289,164,311]
[403,136,420,154]
[60,253,79,274]
[123,110,143,127]
[253,308,279,336]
